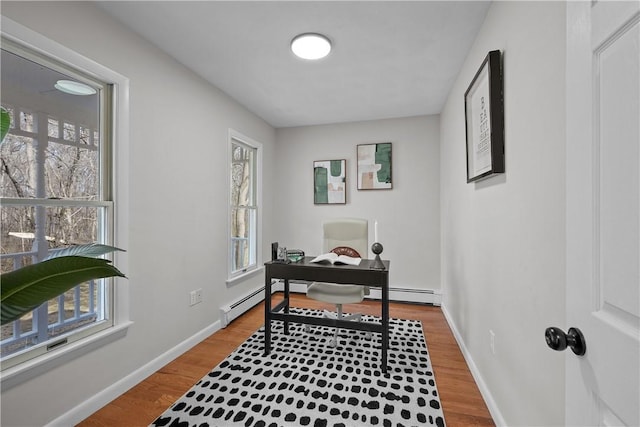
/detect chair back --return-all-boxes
[323,218,369,258]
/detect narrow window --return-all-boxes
[229,131,261,278]
[1,41,115,368]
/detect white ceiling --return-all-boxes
[97,1,491,128]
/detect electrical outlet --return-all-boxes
[489,330,496,355]
[189,288,203,306]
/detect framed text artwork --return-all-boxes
[357,142,393,190]
[464,50,505,183]
[313,159,346,204]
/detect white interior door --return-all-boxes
[565,1,639,425]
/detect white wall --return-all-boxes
[1,3,276,426]
[440,2,566,425]
[1,1,572,426]
[275,115,440,292]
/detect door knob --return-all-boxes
[545,326,586,356]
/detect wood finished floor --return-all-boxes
[79,294,494,426]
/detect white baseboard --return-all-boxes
[46,320,221,427]
[440,304,505,426]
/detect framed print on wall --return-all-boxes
[313,159,346,204]
[464,50,505,183]
[357,142,392,190]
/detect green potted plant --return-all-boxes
[1,244,125,325]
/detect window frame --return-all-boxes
[1,41,113,368]
[227,129,262,284]
[0,17,130,389]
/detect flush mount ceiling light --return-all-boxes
[54,79,97,96]
[291,33,332,60]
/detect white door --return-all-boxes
[565,1,639,425]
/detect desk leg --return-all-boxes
[264,275,271,355]
[382,277,389,374]
[284,279,290,335]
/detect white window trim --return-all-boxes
[225,265,265,287]
[0,17,131,390]
[227,128,263,284]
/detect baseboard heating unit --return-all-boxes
[220,282,441,328]
[219,281,306,328]
[368,287,442,306]
[220,286,265,328]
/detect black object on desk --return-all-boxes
[264,256,391,373]
[370,242,386,270]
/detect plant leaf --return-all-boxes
[1,256,126,325]
[1,107,10,143]
[44,243,125,260]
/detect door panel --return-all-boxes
[566,1,639,425]
[596,3,639,324]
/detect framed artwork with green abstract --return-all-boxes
[357,142,392,190]
[313,159,346,204]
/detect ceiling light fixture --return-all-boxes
[291,33,332,60]
[54,79,97,96]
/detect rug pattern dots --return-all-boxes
[152,308,445,427]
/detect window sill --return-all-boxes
[226,266,264,287]
[0,321,133,391]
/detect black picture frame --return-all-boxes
[464,50,505,183]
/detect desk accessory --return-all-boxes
[274,245,290,264]
[370,242,386,270]
[286,249,305,262]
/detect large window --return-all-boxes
[229,131,261,278]
[0,41,114,368]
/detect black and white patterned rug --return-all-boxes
[151,308,445,427]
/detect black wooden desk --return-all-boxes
[264,256,391,373]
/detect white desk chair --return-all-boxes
[306,218,371,347]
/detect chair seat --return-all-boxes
[307,282,365,305]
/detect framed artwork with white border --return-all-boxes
[313,159,346,204]
[357,142,392,190]
[464,50,505,183]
